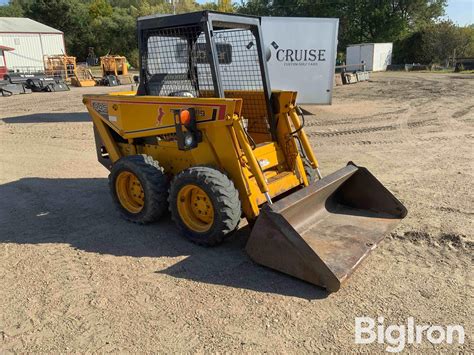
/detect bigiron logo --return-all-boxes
[270,41,326,66]
[355,316,465,353]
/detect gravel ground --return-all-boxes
[0,72,472,352]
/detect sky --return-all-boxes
[442,0,474,25]
[0,0,472,26]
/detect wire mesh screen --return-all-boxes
[213,27,269,134]
[144,25,214,97]
[143,23,270,135]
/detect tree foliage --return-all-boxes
[240,0,472,64]
[89,0,113,18]
[394,21,474,64]
[0,0,471,65]
[0,0,24,16]
[239,0,447,50]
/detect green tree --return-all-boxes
[239,0,446,50]
[174,0,201,13]
[394,21,474,64]
[0,1,24,16]
[26,0,76,31]
[456,25,474,58]
[0,0,35,17]
[65,3,95,60]
[89,7,136,59]
[89,0,113,18]
[129,0,171,17]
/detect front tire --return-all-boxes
[303,160,318,185]
[109,155,169,223]
[168,166,241,246]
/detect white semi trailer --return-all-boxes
[346,43,393,72]
[262,17,339,105]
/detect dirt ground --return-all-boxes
[0,72,472,353]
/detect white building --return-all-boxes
[0,17,65,73]
[346,43,393,72]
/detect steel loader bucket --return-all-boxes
[246,162,407,292]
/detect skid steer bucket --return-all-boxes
[246,162,407,292]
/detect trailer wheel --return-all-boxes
[109,155,169,223]
[169,166,241,246]
[303,160,317,185]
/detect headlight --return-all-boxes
[184,134,194,147]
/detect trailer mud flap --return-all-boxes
[245,162,407,292]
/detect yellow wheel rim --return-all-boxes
[115,171,145,214]
[177,185,214,233]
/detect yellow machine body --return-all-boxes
[84,11,407,292]
[84,90,312,220]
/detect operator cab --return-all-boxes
[136,11,275,144]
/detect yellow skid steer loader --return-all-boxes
[83,11,407,292]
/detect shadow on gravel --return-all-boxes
[2,112,90,124]
[0,177,327,300]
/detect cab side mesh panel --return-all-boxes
[213,28,269,134]
[143,23,270,135]
[144,25,213,97]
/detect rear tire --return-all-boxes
[169,166,241,246]
[109,155,169,223]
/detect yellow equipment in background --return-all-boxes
[84,12,407,292]
[71,66,96,87]
[43,55,76,82]
[100,55,132,84]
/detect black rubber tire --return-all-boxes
[303,160,317,185]
[168,166,241,246]
[109,155,169,224]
